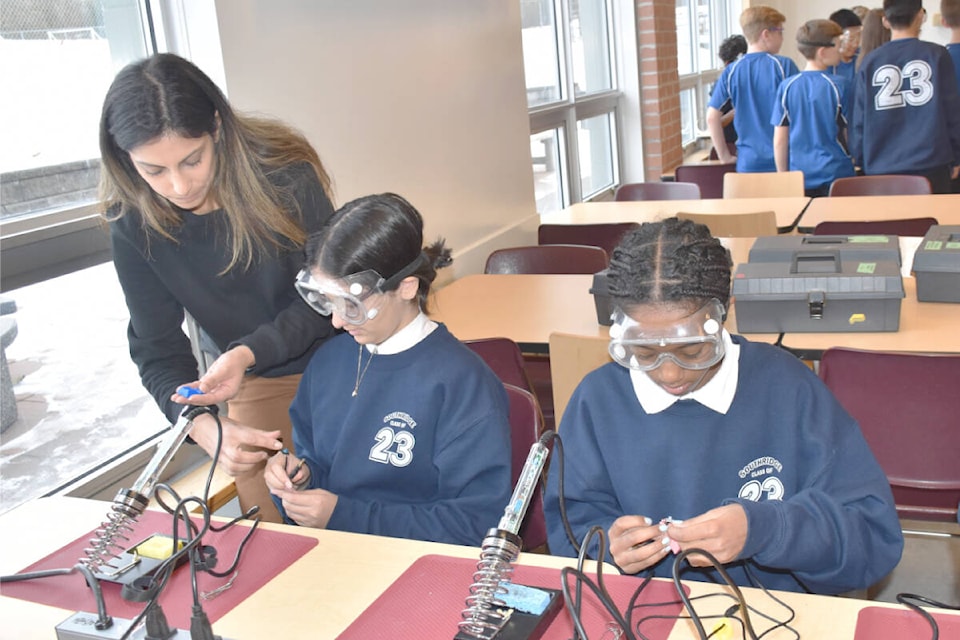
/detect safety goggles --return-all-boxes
[608,298,726,372]
[295,254,426,326]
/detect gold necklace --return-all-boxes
[352,344,377,397]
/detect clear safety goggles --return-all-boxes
[608,298,726,372]
[295,254,426,326]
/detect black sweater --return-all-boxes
[110,162,336,423]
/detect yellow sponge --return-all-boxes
[134,534,184,560]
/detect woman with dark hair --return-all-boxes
[264,193,512,545]
[100,53,337,522]
[544,218,903,594]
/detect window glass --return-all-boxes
[521,0,562,107]
[530,129,565,213]
[696,0,714,72]
[680,88,696,146]
[577,113,615,198]
[675,0,694,76]
[569,0,612,96]
[0,0,149,223]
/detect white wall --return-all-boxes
[213,0,537,282]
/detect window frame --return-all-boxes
[524,0,624,210]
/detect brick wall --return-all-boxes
[635,0,684,182]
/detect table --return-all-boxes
[797,193,960,233]
[2,496,957,639]
[429,269,780,352]
[543,198,811,233]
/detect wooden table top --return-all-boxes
[3,496,957,639]
[543,197,811,232]
[797,193,960,232]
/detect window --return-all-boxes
[674,0,737,152]
[0,0,221,515]
[521,0,621,212]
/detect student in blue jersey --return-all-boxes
[717,35,748,146]
[944,0,960,192]
[829,9,863,84]
[706,6,799,173]
[773,20,856,197]
[543,218,903,595]
[264,193,512,545]
[850,0,960,193]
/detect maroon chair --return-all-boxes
[813,217,939,237]
[614,182,701,201]
[464,337,535,395]
[828,175,932,197]
[537,222,639,257]
[503,383,548,552]
[819,347,960,522]
[674,162,737,199]
[483,244,609,275]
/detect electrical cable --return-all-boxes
[560,566,637,640]
[671,549,759,640]
[896,592,960,640]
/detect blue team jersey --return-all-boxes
[830,57,857,84]
[772,71,856,190]
[709,52,800,173]
[850,38,960,174]
[948,43,960,88]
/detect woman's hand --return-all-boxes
[171,345,256,406]
[608,515,671,574]
[187,412,283,476]
[666,504,748,565]
[270,487,338,529]
[264,449,311,492]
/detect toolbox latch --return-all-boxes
[808,291,825,319]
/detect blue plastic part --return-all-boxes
[177,385,204,398]
[498,582,552,615]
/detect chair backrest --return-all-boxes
[464,337,534,394]
[674,162,737,199]
[537,223,639,256]
[614,182,701,201]
[676,210,777,237]
[819,347,960,522]
[484,244,609,275]
[828,175,932,197]
[548,332,612,427]
[723,171,805,198]
[503,383,548,551]
[813,217,939,237]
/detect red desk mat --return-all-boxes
[338,554,687,640]
[1,509,317,629]
[854,605,960,639]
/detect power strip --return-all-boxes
[55,611,231,640]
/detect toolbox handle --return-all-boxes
[800,236,848,245]
[791,251,841,274]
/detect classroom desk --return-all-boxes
[797,193,960,233]
[543,197,811,233]
[429,270,781,352]
[2,496,957,639]
[777,277,960,358]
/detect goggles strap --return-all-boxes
[379,252,428,292]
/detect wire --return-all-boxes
[896,592,960,640]
[561,566,637,640]
[671,549,759,640]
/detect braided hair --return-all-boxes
[606,218,732,310]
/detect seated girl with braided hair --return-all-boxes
[544,217,903,594]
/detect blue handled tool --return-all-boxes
[176,385,204,398]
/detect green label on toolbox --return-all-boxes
[924,241,944,251]
[856,262,876,274]
[847,235,890,243]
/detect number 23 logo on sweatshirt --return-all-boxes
[368,411,417,467]
[737,456,785,502]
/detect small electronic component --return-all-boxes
[177,385,204,398]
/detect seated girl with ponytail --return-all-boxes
[264,193,512,545]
